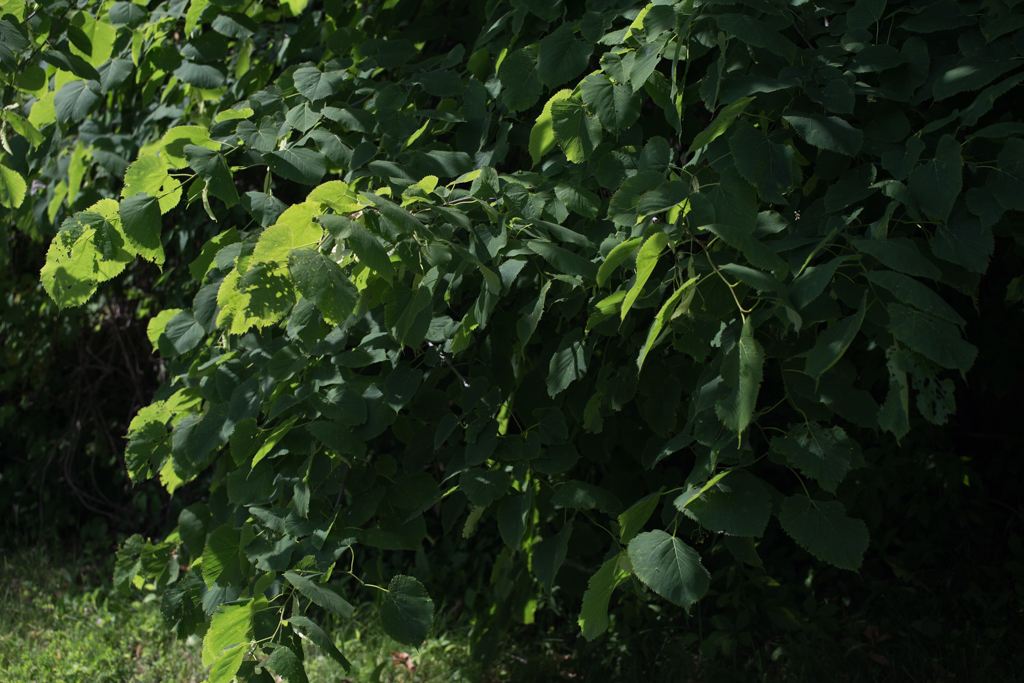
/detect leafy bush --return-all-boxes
[3,0,1023,681]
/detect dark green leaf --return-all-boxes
[458,468,510,507]
[551,98,603,164]
[805,296,866,379]
[887,304,977,371]
[379,575,434,646]
[547,329,587,397]
[538,23,593,88]
[784,113,863,156]
[909,135,962,221]
[119,193,164,265]
[534,519,572,592]
[288,616,351,672]
[931,215,994,274]
[680,470,771,536]
[284,571,354,619]
[185,145,239,207]
[293,66,346,101]
[499,49,542,112]
[288,249,358,325]
[628,530,710,608]
[266,149,327,185]
[551,480,622,514]
[778,496,868,571]
[772,424,858,493]
[715,317,765,434]
[54,80,101,123]
[581,73,642,131]
[729,121,799,204]
[497,490,531,550]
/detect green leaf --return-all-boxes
[527,240,598,282]
[538,23,593,88]
[119,193,165,266]
[287,249,358,325]
[54,80,101,123]
[164,310,205,355]
[581,73,642,131]
[930,216,993,274]
[554,183,601,219]
[790,256,845,309]
[98,58,134,93]
[629,38,663,92]
[547,329,587,397]
[864,271,965,325]
[364,193,424,236]
[529,90,573,166]
[715,317,765,434]
[637,180,689,215]
[715,13,796,62]
[497,490,532,550]
[499,48,542,112]
[551,480,622,515]
[729,121,800,204]
[185,145,239,207]
[805,296,866,379]
[778,495,869,571]
[202,524,241,588]
[202,603,251,682]
[40,50,101,81]
[621,231,668,321]
[724,536,763,568]
[551,98,603,164]
[266,148,327,185]
[458,468,511,507]
[252,202,323,264]
[628,530,710,609]
[379,575,434,646]
[850,238,941,280]
[702,165,757,234]
[578,553,630,641]
[264,645,308,683]
[284,571,354,619]
[703,224,789,278]
[909,135,962,222]
[123,155,181,214]
[250,416,298,468]
[637,277,698,370]
[517,280,551,347]
[679,470,771,536]
[783,112,863,156]
[992,138,1024,211]
[597,237,642,287]
[618,491,662,545]
[887,304,977,372]
[608,170,665,227]
[162,126,219,168]
[287,616,352,672]
[238,117,281,153]
[175,61,226,88]
[534,519,572,592]
[293,66,345,101]
[0,163,27,209]
[772,424,858,493]
[688,96,755,154]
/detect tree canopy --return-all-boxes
[2,0,1023,679]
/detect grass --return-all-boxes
[0,546,495,683]
[0,548,205,683]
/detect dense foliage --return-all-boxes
[4,0,1024,679]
